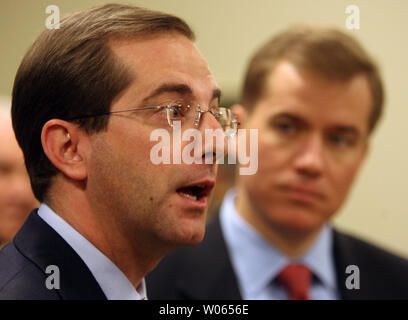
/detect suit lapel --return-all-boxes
[14,210,107,300]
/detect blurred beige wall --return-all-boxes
[1,0,407,257]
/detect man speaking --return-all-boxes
[0,3,231,299]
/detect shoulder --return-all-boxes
[0,241,59,300]
[334,229,408,299]
[334,230,408,270]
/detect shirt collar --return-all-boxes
[220,189,337,296]
[299,222,337,290]
[38,203,147,300]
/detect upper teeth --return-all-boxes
[179,192,197,201]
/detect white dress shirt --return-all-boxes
[38,203,147,300]
[220,189,339,300]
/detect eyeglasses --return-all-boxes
[69,101,239,138]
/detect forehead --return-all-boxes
[108,33,217,102]
[258,61,373,133]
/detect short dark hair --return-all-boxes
[241,25,384,133]
[12,3,195,202]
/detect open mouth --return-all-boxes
[176,182,214,202]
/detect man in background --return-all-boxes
[0,97,38,249]
[147,25,408,299]
[0,4,230,299]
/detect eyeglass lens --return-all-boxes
[165,102,237,136]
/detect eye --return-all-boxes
[167,102,191,120]
[328,134,353,147]
[274,120,296,134]
[279,123,293,131]
[170,106,182,117]
[165,102,181,117]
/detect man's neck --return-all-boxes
[45,192,162,290]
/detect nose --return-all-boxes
[293,133,324,178]
[199,111,228,164]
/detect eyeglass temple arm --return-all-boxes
[68,105,166,121]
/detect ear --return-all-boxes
[231,104,247,128]
[41,119,89,181]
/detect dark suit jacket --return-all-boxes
[146,215,408,299]
[0,210,106,300]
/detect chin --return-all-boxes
[266,207,324,235]
[174,226,206,247]
[159,221,205,249]
[280,221,322,235]
[184,227,206,245]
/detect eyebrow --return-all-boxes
[272,112,305,124]
[330,126,360,136]
[142,83,222,104]
[272,112,361,135]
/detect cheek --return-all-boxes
[327,160,362,204]
[255,134,294,177]
[241,143,280,201]
[109,127,156,169]
[0,189,6,205]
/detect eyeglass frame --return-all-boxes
[68,101,239,137]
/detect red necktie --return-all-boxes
[276,264,312,300]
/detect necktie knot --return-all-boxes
[276,264,312,300]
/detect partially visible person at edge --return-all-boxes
[0,98,38,249]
